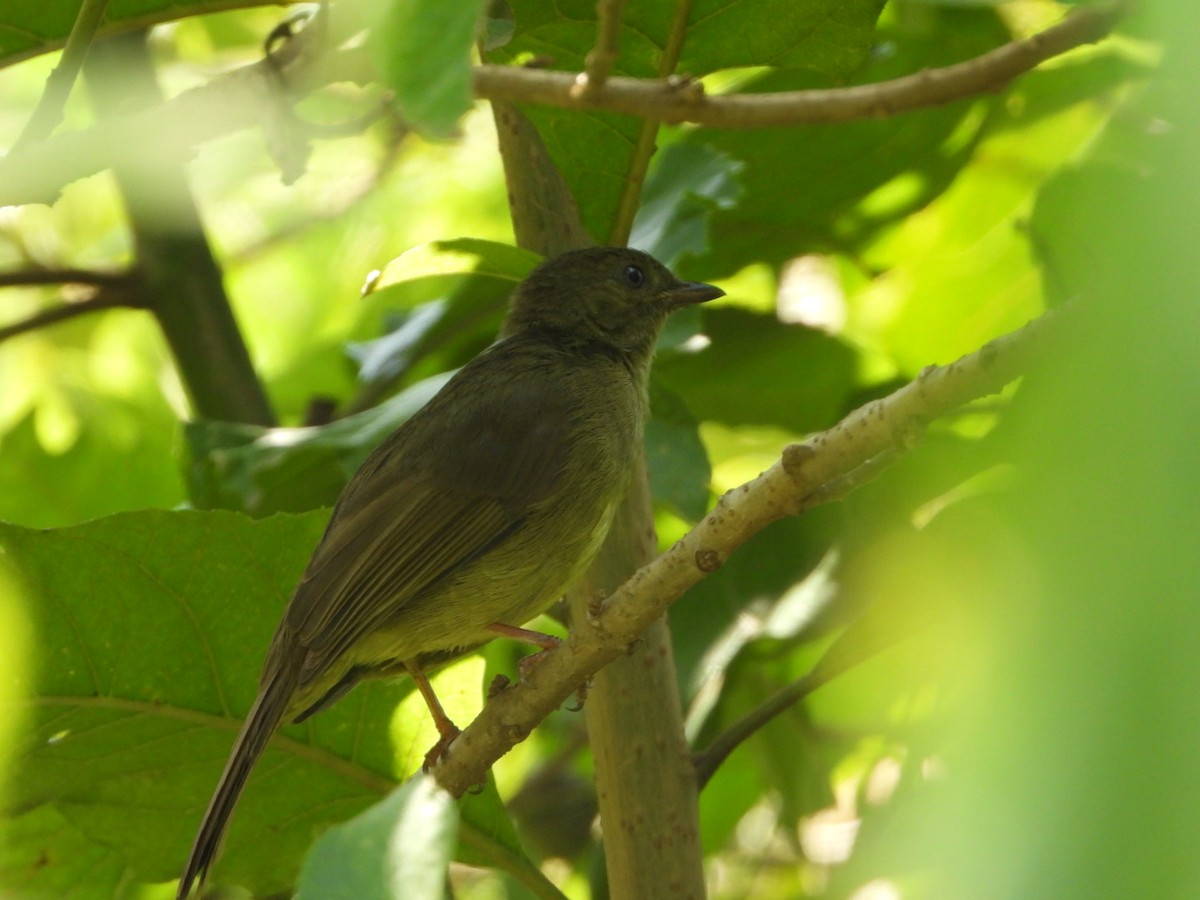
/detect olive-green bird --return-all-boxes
[176,246,723,897]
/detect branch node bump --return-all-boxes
[695,549,723,573]
[782,442,816,478]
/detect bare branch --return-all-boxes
[574,0,627,97]
[431,311,1064,796]
[0,4,1121,207]
[0,286,143,342]
[475,2,1122,127]
[608,0,698,246]
[0,267,134,288]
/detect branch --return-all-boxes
[11,0,109,150]
[0,267,134,288]
[0,4,1121,206]
[431,311,1063,796]
[475,2,1120,127]
[574,0,627,97]
[0,287,141,342]
[607,0,696,246]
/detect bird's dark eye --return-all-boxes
[622,264,646,288]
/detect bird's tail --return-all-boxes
[176,661,298,899]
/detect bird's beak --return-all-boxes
[663,280,725,308]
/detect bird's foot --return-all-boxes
[422,720,461,772]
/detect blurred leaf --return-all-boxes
[630,142,744,268]
[673,511,839,704]
[369,0,490,139]
[655,307,858,433]
[298,773,458,900]
[0,0,216,68]
[847,42,1135,375]
[185,372,449,515]
[0,510,405,895]
[366,239,541,294]
[0,395,182,529]
[0,560,30,811]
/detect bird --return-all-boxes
[176,246,723,898]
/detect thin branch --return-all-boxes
[609,0,697,247]
[430,311,1063,797]
[574,0,627,97]
[0,267,134,288]
[11,0,109,150]
[0,3,1122,207]
[0,287,143,342]
[692,596,913,788]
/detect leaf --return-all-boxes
[365,238,541,294]
[645,378,712,522]
[356,239,541,398]
[684,6,1012,279]
[297,774,458,900]
[0,510,405,896]
[655,307,858,433]
[630,142,744,268]
[370,0,491,138]
[185,374,449,516]
[0,1,187,68]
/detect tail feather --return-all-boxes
[177,664,297,899]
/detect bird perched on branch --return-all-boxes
[176,246,723,898]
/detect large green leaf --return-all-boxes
[186,373,450,515]
[369,0,491,138]
[655,307,857,433]
[0,510,404,895]
[298,774,458,900]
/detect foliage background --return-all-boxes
[1,1,1197,898]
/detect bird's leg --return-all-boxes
[404,660,460,770]
[486,622,561,679]
[485,622,588,710]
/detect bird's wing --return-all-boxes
[280,358,577,684]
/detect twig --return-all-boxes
[608,0,696,246]
[11,0,110,150]
[691,588,914,788]
[430,311,1063,797]
[573,0,627,97]
[0,287,143,342]
[0,267,134,288]
[0,3,1122,206]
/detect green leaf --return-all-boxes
[0,805,135,899]
[356,239,540,400]
[366,238,541,294]
[675,0,885,77]
[297,773,458,900]
[646,378,712,522]
[685,6,1011,279]
[630,142,744,268]
[185,374,449,516]
[0,510,404,896]
[370,0,491,139]
[655,307,858,433]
